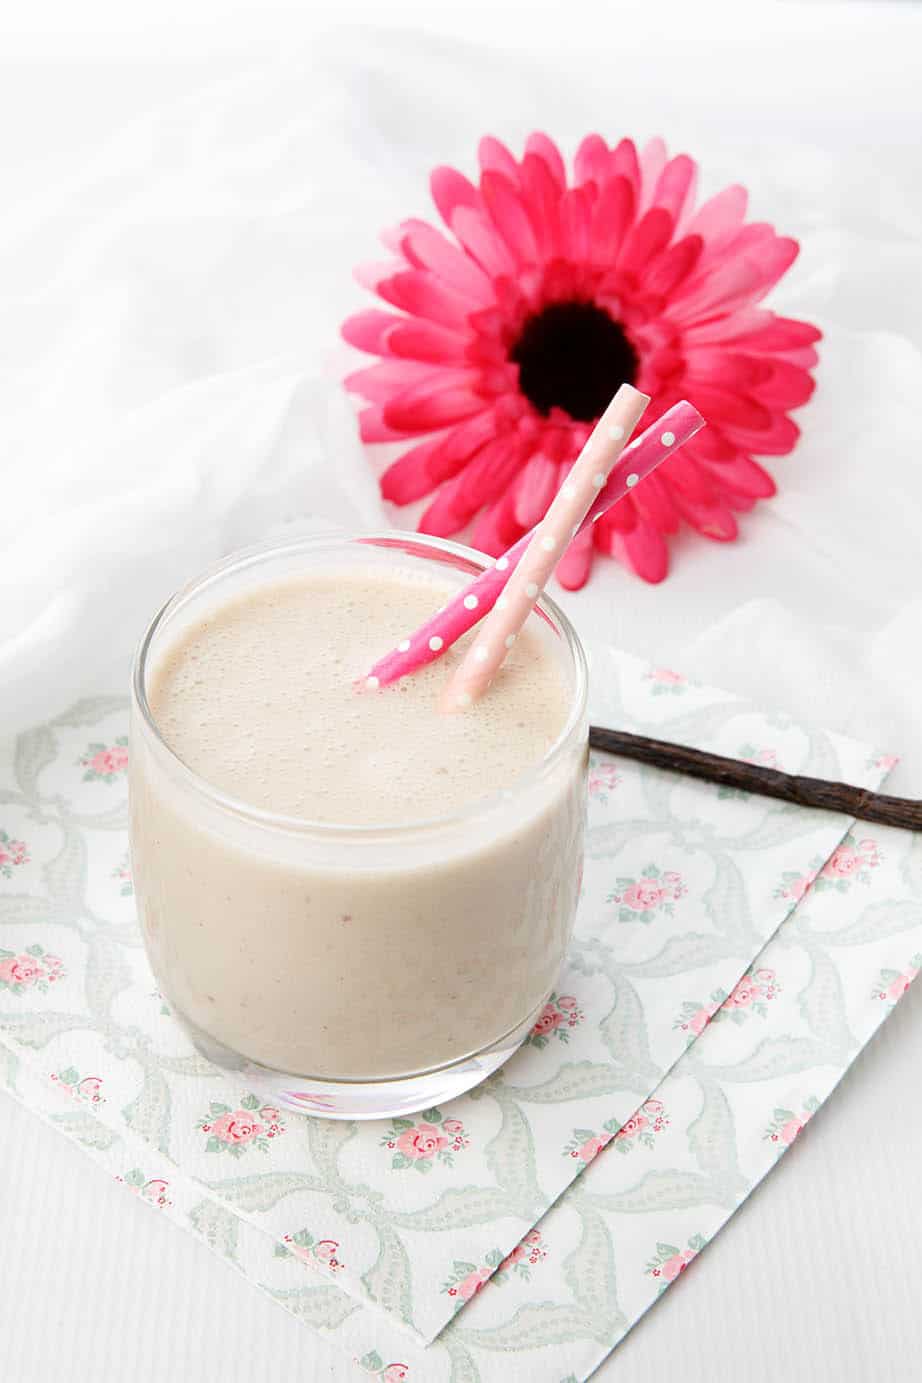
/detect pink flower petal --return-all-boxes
[451,206,518,279]
[618,207,675,279]
[666,257,768,324]
[346,361,475,404]
[524,131,566,189]
[556,528,595,588]
[684,183,748,245]
[662,453,722,502]
[722,414,801,456]
[540,258,583,304]
[386,318,474,365]
[574,132,610,187]
[341,309,405,355]
[589,175,636,264]
[520,153,564,260]
[472,485,524,555]
[630,468,681,532]
[685,386,774,434]
[481,170,540,265]
[751,237,800,302]
[375,270,475,329]
[748,360,815,409]
[684,353,770,392]
[686,426,740,463]
[671,493,739,541]
[697,451,777,499]
[398,222,495,303]
[383,411,501,501]
[380,432,455,503]
[513,451,560,528]
[641,234,703,297]
[478,135,522,185]
[358,406,411,443]
[773,345,820,369]
[418,436,522,533]
[652,153,698,227]
[609,138,641,198]
[606,514,670,582]
[721,315,822,352]
[559,185,594,263]
[430,165,481,226]
[596,495,637,535]
[637,136,668,213]
[682,307,768,346]
[383,379,487,433]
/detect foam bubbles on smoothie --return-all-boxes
[148,567,571,825]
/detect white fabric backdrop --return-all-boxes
[2,4,922,1379]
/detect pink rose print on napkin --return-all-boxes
[50,1068,105,1105]
[0,831,29,879]
[588,760,620,804]
[674,992,725,1041]
[645,1234,707,1295]
[112,852,133,896]
[676,968,781,1040]
[275,1229,344,1273]
[645,667,687,696]
[776,835,882,902]
[358,1357,409,1381]
[608,865,686,924]
[613,1098,670,1153]
[442,1248,506,1310]
[525,992,585,1049]
[566,1100,671,1164]
[79,737,129,783]
[722,966,782,1022]
[382,1107,469,1172]
[0,945,65,995]
[197,1094,285,1157]
[774,866,818,902]
[872,955,922,1003]
[819,837,882,887]
[496,1228,548,1283]
[763,1096,820,1153]
[564,1129,614,1163]
[116,1169,172,1209]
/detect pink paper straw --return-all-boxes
[442,384,650,710]
[363,399,705,690]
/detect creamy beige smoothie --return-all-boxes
[130,539,587,1089]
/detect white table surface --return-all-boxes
[3,4,922,1379]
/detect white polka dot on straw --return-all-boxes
[463,594,479,610]
[442,383,651,711]
[429,636,443,652]
[661,431,675,445]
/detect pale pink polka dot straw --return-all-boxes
[362,398,705,691]
[443,383,650,711]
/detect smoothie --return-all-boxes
[130,539,587,1094]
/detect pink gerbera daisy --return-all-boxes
[342,133,820,586]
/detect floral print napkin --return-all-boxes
[0,650,900,1377]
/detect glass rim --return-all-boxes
[131,530,589,839]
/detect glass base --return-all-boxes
[180,999,545,1120]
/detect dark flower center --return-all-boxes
[510,301,639,422]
